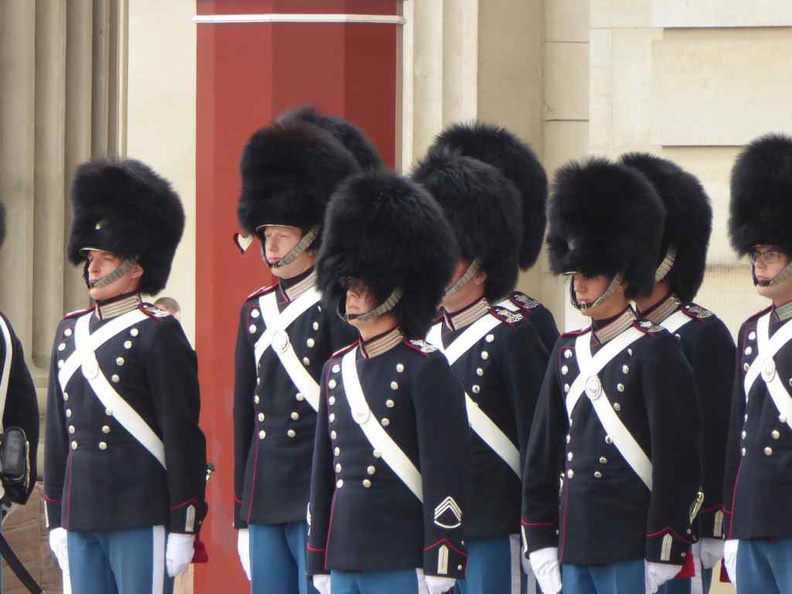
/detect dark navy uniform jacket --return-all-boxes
[433,299,550,540]
[0,312,40,504]
[643,294,735,539]
[234,271,355,527]
[522,309,700,566]
[307,328,470,578]
[723,305,792,540]
[44,294,207,534]
[501,291,560,354]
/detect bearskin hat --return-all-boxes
[730,133,792,256]
[620,153,712,302]
[547,158,666,300]
[237,120,360,238]
[277,106,383,170]
[428,122,548,269]
[411,148,522,302]
[317,171,458,339]
[67,158,184,296]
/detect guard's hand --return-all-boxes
[424,576,456,594]
[529,547,562,594]
[699,537,724,570]
[723,539,739,583]
[644,561,682,593]
[312,574,331,594]
[237,528,251,581]
[165,533,195,578]
[48,527,70,575]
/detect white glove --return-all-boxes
[644,561,682,593]
[424,576,456,594]
[49,527,70,575]
[312,574,331,594]
[165,533,195,578]
[724,539,738,583]
[237,529,251,581]
[699,537,724,570]
[529,547,562,594]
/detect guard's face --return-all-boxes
[752,245,792,301]
[86,250,143,301]
[260,225,314,279]
[572,273,611,307]
[345,278,378,316]
[441,259,487,312]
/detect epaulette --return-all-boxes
[745,305,772,325]
[491,305,524,326]
[140,303,172,320]
[247,283,277,301]
[635,319,663,335]
[330,342,357,360]
[509,292,541,312]
[405,339,437,355]
[681,302,713,320]
[63,307,92,321]
[561,326,589,338]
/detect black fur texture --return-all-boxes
[730,133,792,256]
[620,153,712,302]
[547,158,666,300]
[277,106,383,170]
[68,158,185,295]
[317,171,458,339]
[428,122,548,269]
[412,148,521,302]
[238,120,360,238]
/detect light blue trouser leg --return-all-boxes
[563,558,644,594]
[68,526,173,594]
[250,523,319,594]
[331,569,423,594]
[456,535,531,594]
[737,538,792,594]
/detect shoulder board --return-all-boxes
[491,305,524,325]
[247,284,277,301]
[745,305,773,324]
[405,339,437,355]
[63,307,92,321]
[139,303,172,320]
[635,319,663,335]
[561,327,589,338]
[330,342,357,359]
[681,302,713,320]
[509,292,541,312]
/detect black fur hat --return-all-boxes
[412,148,521,302]
[620,153,712,302]
[68,158,185,296]
[730,133,792,256]
[428,122,548,269]
[317,171,458,339]
[547,158,666,300]
[277,106,383,170]
[238,120,360,237]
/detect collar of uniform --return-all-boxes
[641,292,681,325]
[360,327,404,359]
[94,292,142,320]
[592,307,637,345]
[774,299,792,322]
[442,298,490,332]
[281,268,317,302]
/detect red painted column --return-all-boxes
[195,1,400,591]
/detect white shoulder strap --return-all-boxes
[660,310,692,334]
[744,312,792,394]
[426,323,443,352]
[341,349,423,501]
[443,314,502,365]
[0,315,13,427]
[750,312,792,431]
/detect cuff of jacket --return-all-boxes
[521,520,559,555]
[698,506,727,539]
[306,544,327,576]
[169,499,207,534]
[645,528,693,565]
[43,496,61,529]
[423,539,467,579]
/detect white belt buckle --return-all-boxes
[272,329,290,354]
[585,375,602,400]
[762,358,777,382]
[352,406,370,425]
[82,355,100,380]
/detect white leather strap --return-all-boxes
[565,328,644,417]
[341,349,423,501]
[427,315,520,476]
[660,310,692,334]
[253,287,322,364]
[0,315,13,427]
[497,298,518,312]
[745,312,792,395]
[257,289,321,411]
[752,313,792,430]
[71,314,166,468]
[58,309,149,388]
[426,323,442,351]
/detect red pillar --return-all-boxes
[194,1,401,591]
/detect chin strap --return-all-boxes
[568,273,624,311]
[753,261,792,287]
[339,288,404,323]
[262,226,319,269]
[444,259,482,297]
[86,256,139,289]
[654,246,677,283]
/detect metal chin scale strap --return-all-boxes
[86,256,139,289]
[754,261,792,287]
[444,259,482,297]
[654,246,677,283]
[262,226,319,269]
[568,273,625,311]
[339,288,405,323]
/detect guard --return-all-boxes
[44,158,208,594]
[521,158,701,594]
[414,124,551,594]
[622,153,736,594]
[233,115,362,593]
[723,133,792,593]
[307,171,471,594]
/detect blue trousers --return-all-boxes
[456,535,535,594]
[249,522,318,594]
[562,559,644,594]
[330,569,426,594]
[736,538,792,594]
[67,526,173,594]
